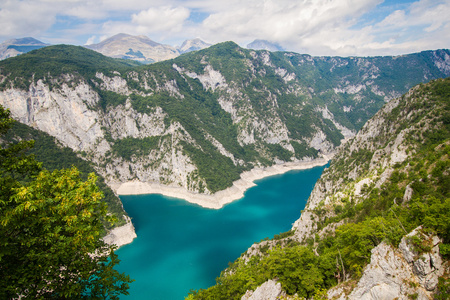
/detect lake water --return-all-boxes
[116,165,326,299]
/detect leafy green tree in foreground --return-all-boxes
[0,105,133,299]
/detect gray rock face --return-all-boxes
[0,79,104,152]
[346,242,429,300]
[0,74,205,193]
[329,227,446,300]
[398,227,444,291]
[241,280,285,300]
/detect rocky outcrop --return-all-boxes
[241,280,285,300]
[291,83,428,243]
[328,227,446,300]
[398,227,445,292]
[243,227,448,300]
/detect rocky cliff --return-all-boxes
[189,78,450,299]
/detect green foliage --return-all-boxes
[181,141,241,193]
[290,141,319,159]
[273,230,295,240]
[0,168,133,299]
[189,245,336,300]
[0,106,133,299]
[0,106,41,204]
[435,277,450,300]
[112,136,163,162]
[264,143,293,162]
[2,121,126,228]
[197,42,249,82]
[96,89,128,110]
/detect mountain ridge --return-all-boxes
[0,43,449,199]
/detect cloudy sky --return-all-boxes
[0,0,449,56]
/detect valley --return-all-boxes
[0,42,449,299]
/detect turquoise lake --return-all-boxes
[116,165,326,299]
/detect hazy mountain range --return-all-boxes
[1,34,289,64]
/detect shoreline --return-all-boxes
[116,154,332,209]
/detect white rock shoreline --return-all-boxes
[103,215,137,248]
[115,155,333,209]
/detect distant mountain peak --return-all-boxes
[179,38,211,54]
[0,37,49,60]
[247,39,284,52]
[85,33,178,63]
[88,33,161,49]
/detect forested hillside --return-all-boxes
[0,43,449,196]
[188,78,450,299]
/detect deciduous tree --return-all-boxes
[0,105,133,299]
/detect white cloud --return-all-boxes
[97,5,191,42]
[377,0,450,31]
[131,6,190,33]
[84,35,97,45]
[198,0,383,51]
[0,0,449,56]
[358,0,450,54]
[0,0,56,37]
[377,10,407,28]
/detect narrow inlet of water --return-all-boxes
[116,165,326,299]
